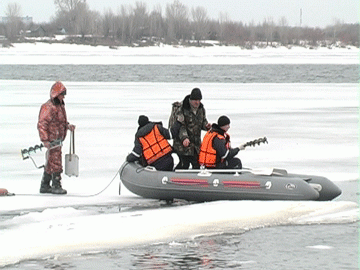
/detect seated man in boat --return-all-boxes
[198,115,245,169]
[126,115,181,171]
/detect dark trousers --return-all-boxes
[175,155,200,170]
[217,157,242,169]
[152,154,174,171]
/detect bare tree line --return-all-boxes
[1,0,359,48]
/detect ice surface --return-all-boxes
[0,44,358,266]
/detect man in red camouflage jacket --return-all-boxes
[37,81,75,194]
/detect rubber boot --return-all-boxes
[51,172,67,195]
[39,171,52,193]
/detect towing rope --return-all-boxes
[7,168,121,198]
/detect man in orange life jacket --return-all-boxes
[199,115,246,169]
[126,115,181,171]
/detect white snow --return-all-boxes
[0,43,358,266]
[306,245,334,250]
[0,42,358,65]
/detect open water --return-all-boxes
[0,64,358,83]
[2,64,359,269]
[3,181,358,270]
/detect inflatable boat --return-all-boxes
[119,162,341,201]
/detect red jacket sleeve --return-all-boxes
[37,102,52,142]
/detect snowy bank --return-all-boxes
[0,42,358,65]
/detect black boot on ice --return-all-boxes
[40,171,52,193]
[51,173,67,195]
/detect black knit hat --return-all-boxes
[217,115,230,127]
[138,115,149,127]
[189,88,202,100]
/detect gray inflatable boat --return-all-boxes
[119,162,341,201]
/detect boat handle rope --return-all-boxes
[10,167,121,198]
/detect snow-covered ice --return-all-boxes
[0,43,358,65]
[0,43,358,266]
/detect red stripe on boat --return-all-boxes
[223,180,261,188]
[171,178,209,187]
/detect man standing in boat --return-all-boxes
[172,88,211,169]
[126,115,181,171]
[199,115,245,169]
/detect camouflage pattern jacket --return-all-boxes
[173,95,209,156]
[38,83,68,144]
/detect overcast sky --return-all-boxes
[1,0,359,27]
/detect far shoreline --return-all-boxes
[0,39,358,65]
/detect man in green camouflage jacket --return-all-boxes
[173,88,211,169]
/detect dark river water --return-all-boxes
[0,64,358,83]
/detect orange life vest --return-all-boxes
[198,130,230,168]
[139,125,172,165]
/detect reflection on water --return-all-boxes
[131,239,230,269]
